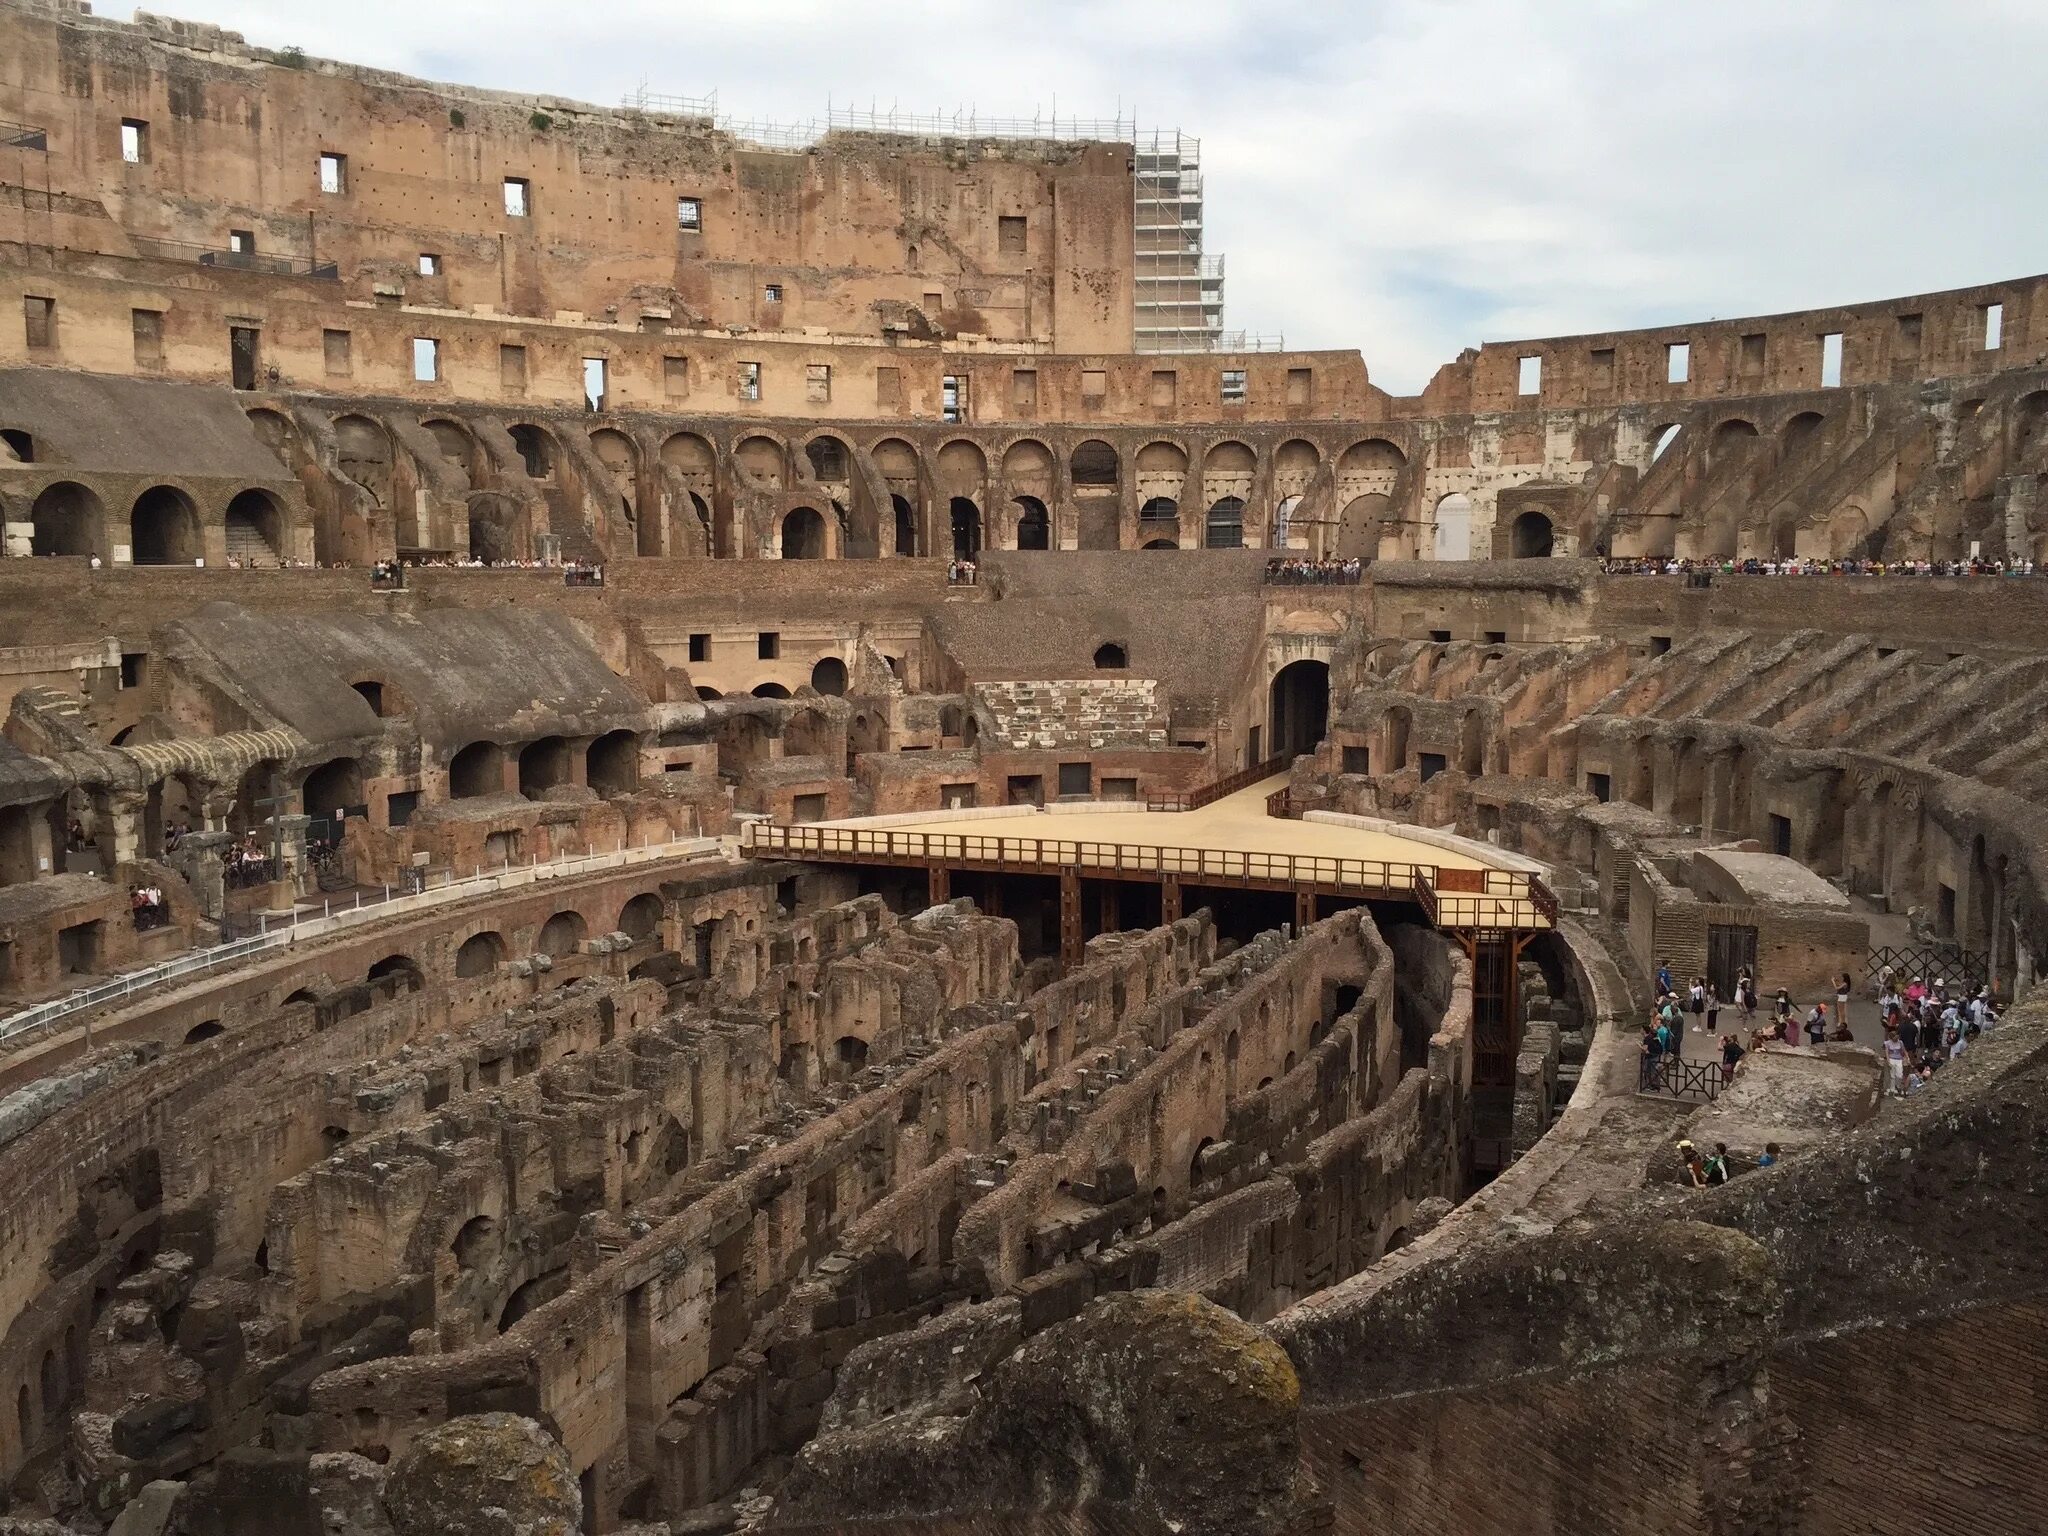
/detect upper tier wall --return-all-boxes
[0,0,1134,351]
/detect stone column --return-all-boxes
[104,790,146,870]
[171,830,230,920]
[269,812,313,897]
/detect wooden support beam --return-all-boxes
[1161,873,1182,926]
[1295,886,1316,933]
[927,865,949,908]
[1059,868,1084,970]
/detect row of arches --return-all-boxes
[446,731,642,801]
[18,483,288,565]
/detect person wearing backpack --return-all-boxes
[1703,1143,1731,1185]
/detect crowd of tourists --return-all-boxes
[946,559,979,586]
[1643,957,2002,1182]
[1604,555,2041,577]
[1264,557,1363,585]
[224,835,276,890]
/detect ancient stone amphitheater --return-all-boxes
[0,4,2043,1533]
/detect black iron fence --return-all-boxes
[1868,943,1990,997]
[1638,1053,1722,1102]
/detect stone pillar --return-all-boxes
[269,812,313,897]
[105,790,146,870]
[170,830,231,920]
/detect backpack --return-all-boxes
[1704,1156,1728,1186]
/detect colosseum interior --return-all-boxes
[0,3,2044,1533]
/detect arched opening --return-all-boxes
[834,1035,870,1073]
[751,681,791,699]
[509,424,553,481]
[781,506,826,560]
[1782,411,1826,457]
[1190,1137,1214,1187]
[1093,642,1128,670]
[587,730,639,796]
[29,482,103,558]
[735,435,785,489]
[1142,538,1177,550]
[1269,660,1330,761]
[182,1019,224,1045]
[1,428,33,462]
[891,494,918,557]
[950,498,981,561]
[1069,440,1119,492]
[537,911,585,958]
[454,932,505,979]
[130,485,201,566]
[1651,423,1682,461]
[1014,497,1050,550]
[301,757,363,819]
[367,954,423,992]
[1459,710,1486,775]
[1510,510,1555,558]
[810,657,848,696]
[518,737,571,799]
[1385,705,1412,772]
[1204,497,1245,549]
[452,1215,496,1270]
[804,436,850,482]
[619,892,663,942]
[1337,494,1388,560]
[1711,418,1759,465]
[448,741,505,799]
[223,488,284,563]
[1431,493,1472,561]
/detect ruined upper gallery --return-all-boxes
[0,2,2046,1533]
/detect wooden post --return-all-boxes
[927,865,949,908]
[1295,886,1316,933]
[1059,868,1083,970]
[1161,873,1182,926]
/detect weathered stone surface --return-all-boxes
[382,1415,579,1536]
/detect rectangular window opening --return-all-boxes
[1649,635,1672,655]
[412,337,440,383]
[1896,312,1922,356]
[1418,752,1447,782]
[998,214,1027,254]
[121,119,148,164]
[229,324,259,390]
[1589,347,1615,386]
[500,344,527,394]
[1057,762,1091,798]
[1982,302,2003,351]
[1150,369,1177,408]
[663,355,689,401]
[503,177,530,217]
[1220,367,1247,403]
[805,363,831,404]
[1587,771,1611,803]
[676,195,701,231]
[1740,332,1767,374]
[757,632,779,660]
[688,633,710,663]
[323,328,352,377]
[131,308,164,368]
[582,357,607,411]
[23,296,53,352]
[418,252,441,276]
[1286,367,1312,406]
[876,365,902,407]
[941,374,966,424]
[1012,368,1038,411]
[1081,369,1108,404]
[318,151,347,194]
[1517,354,1542,395]
[228,228,255,255]
[764,283,783,304]
[737,360,761,402]
[1819,331,1843,388]
[120,652,144,689]
[1665,341,1690,384]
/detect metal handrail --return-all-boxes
[0,835,720,1049]
[1146,753,1286,813]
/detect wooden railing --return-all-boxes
[1146,754,1287,812]
[1265,786,1302,819]
[742,822,1555,929]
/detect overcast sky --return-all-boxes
[137,0,2048,393]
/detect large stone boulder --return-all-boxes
[382,1415,579,1536]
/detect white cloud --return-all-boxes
[137,0,2048,391]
